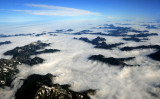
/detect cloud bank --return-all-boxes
[0,21,160,99]
[13,4,101,16]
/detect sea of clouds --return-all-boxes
[0,20,160,99]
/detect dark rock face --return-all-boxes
[123,37,148,42]
[120,45,160,61]
[107,29,157,38]
[0,41,60,87]
[48,32,55,34]
[74,30,93,35]
[88,54,135,67]
[76,36,124,49]
[72,32,108,36]
[67,29,74,32]
[35,33,47,37]
[56,30,64,33]
[57,25,158,44]
[93,24,151,35]
[4,40,60,66]
[0,41,11,46]
[129,33,158,37]
[0,33,34,38]
[141,24,158,29]
[21,57,44,66]
[95,42,124,49]
[148,50,160,61]
[91,36,106,45]
[120,45,160,51]
[15,74,95,99]
[49,34,58,36]
[48,29,74,34]
[34,85,95,99]
[48,24,158,41]
[97,24,132,31]
[0,59,20,87]
[107,32,158,38]
[148,91,159,98]
[107,27,132,34]
[36,49,60,54]
[78,37,91,43]
[1,40,96,99]
[15,73,53,99]
[101,24,149,33]
[4,41,50,56]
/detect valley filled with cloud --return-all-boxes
[1,0,160,99]
[0,20,160,99]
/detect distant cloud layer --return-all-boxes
[13,4,101,16]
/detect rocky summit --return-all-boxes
[75,36,124,49]
[0,59,19,87]
[15,73,95,99]
[0,41,60,87]
[88,54,136,67]
[3,40,60,66]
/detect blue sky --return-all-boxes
[0,0,160,23]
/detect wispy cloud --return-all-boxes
[13,4,101,16]
[107,16,114,19]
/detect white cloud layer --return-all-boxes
[13,4,101,16]
[0,21,160,99]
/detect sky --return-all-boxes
[0,0,160,23]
